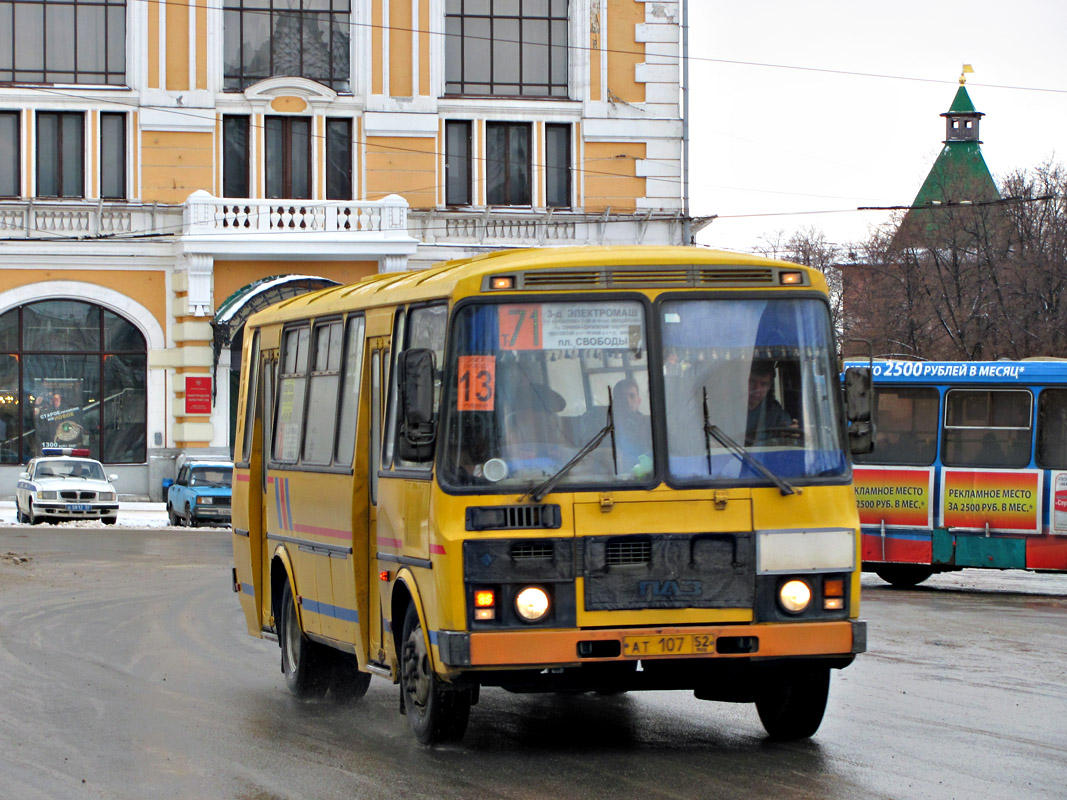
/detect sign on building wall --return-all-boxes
[185,377,212,415]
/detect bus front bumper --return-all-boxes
[437,619,866,668]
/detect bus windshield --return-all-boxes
[663,298,846,482]
[440,296,846,491]
[441,299,651,491]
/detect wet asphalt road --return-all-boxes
[0,527,1065,800]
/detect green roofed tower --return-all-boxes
[910,68,1000,211]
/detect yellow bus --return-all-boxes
[231,245,873,744]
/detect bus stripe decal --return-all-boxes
[301,597,359,623]
[378,537,403,549]
[429,544,446,555]
[293,523,350,540]
[274,477,283,529]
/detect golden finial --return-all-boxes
[960,64,973,85]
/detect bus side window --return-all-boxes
[392,304,447,469]
[1037,388,1067,469]
[856,387,939,465]
[943,389,1032,468]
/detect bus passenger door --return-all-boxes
[233,334,266,636]
[258,355,276,629]
[367,342,389,665]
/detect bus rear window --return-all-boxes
[942,389,1032,468]
[855,387,939,465]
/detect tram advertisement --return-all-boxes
[941,469,1041,533]
[853,467,934,528]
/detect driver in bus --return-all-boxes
[745,360,798,446]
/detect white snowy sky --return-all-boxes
[686,0,1067,254]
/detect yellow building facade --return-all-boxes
[0,0,688,497]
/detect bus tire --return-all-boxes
[279,580,332,699]
[755,664,830,740]
[329,652,372,703]
[400,603,471,745]
[873,565,933,588]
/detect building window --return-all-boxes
[545,122,570,208]
[100,112,126,200]
[36,111,84,198]
[223,0,352,92]
[325,118,352,201]
[445,0,569,98]
[223,115,250,198]
[445,121,472,206]
[265,116,311,199]
[0,112,19,198]
[486,121,530,206]
[0,0,126,85]
[0,300,147,464]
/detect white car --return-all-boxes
[16,451,119,525]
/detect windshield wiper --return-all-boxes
[702,387,798,496]
[522,395,616,504]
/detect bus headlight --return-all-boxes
[778,579,812,614]
[515,586,550,622]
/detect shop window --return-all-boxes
[265,116,311,199]
[445,121,472,206]
[100,112,126,200]
[223,0,352,92]
[0,111,19,198]
[486,121,530,206]
[223,115,250,198]
[0,300,146,464]
[0,0,126,85]
[36,111,84,198]
[325,118,352,201]
[445,0,569,98]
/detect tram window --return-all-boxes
[1037,389,1067,469]
[942,389,1032,468]
[854,387,939,465]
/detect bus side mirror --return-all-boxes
[844,366,875,455]
[397,348,436,462]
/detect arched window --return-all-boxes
[0,300,147,464]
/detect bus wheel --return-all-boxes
[400,603,471,744]
[329,652,372,703]
[755,664,830,740]
[279,580,332,698]
[873,565,934,588]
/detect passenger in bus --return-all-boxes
[501,382,571,469]
[613,378,652,472]
[745,360,798,446]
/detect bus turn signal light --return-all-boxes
[779,271,803,285]
[474,589,496,620]
[823,578,845,610]
[489,276,515,290]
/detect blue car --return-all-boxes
[167,461,232,527]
